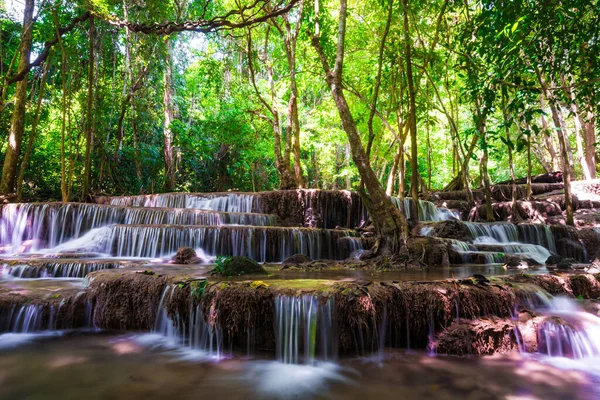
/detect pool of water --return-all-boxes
[0,332,597,399]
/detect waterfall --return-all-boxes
[152,286,223,358]
[513,286,600,361]
[0,203,276,255]
[0,304,49,333]
[3,262,120,279]
[465,222,519,243]
[58,225,359,261]
[109,193,258,213]
[275,295,336,365]
[390,198,459,222]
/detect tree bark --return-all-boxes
[400,0,419,205]
[82,17,95,199]
[16,56,51,201]
[502,90,519,221]
[537,71,573,225]
[476,106,494,222]
[583,109,596,179]
[246,28,296,189]
[0,0,34,195]
[311,0,408,247]
[163,38,176,192]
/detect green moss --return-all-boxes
[212,256,268,276]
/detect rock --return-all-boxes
[428,220,473,242]
[557,260,574,270]
[434,317,516,356]
[406,237,450,267]
[504,256,522,268]
[358,249,375,260]
[472,274,490,285]
[173,247,202,264]
[213,256,268,276]
[545,254,566,266]
[282,253,311,265]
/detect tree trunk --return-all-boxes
[502,90,519,221]
[0,0,34,195]
[163,38,176,192]
[16,56,51,201]
[82,17,95,200]
[583,109,596,179]
[536,71,573,225]
[401,0,419,205]
[477,110,494,222]
[246,29,296,189]
[386,143,401,195]
[311,0,408,248]
[540,96,560,171]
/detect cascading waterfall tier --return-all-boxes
[0,295,94,333]
[2,261,121,279]
[275,295,336,364]
[152,285,223,357]
[106,192,258,213]
[513,285,600,360]
[60,224,362,261]
[0,203,276,255]
[391,198,459,222]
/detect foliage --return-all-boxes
[0,0,598,200]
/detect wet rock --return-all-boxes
[406,237,450,267]
[427,220,473,242]
[213,256,268,276]
[546,254,567,266]
[569,274,600,298]
[88,272,168,330]
[555,238,586,262]
[282,253,311,265]
[173,247,202,264]
[503,256,538,270]
[434,317,516,356]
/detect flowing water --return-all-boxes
[1,191,599,398]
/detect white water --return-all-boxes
[390,198,459,222]
[275,295,336,365]
[151,286,223,359]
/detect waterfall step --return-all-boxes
[0,202,278,255]
[52,224,366,262]
[0,259,137,279]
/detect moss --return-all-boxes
[250,281,270,289]
[212,256,268,276]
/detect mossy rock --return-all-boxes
[214,256,268,276]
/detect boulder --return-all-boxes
[406,237,450,267]
[282,253,311,265]
[428,220,472,242]
[213,256,268,276]
[434,317,516,356]
[173,247,202,264]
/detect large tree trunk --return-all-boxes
[16,57,51,201]
[539,96,560,171]
[82,17,95,200]
[386,142,401,195]
[401,0,419,206]
[583,109,596,179]
[246,29,296,189]
[163,38,176,192]
[476,108,494,222]
[537,72,573,225]
[0,0,34,195]
[311,0,408,248]
[502,90,519,221]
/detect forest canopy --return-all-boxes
[1,0,598,212]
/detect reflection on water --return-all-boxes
[0,333,597,400]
